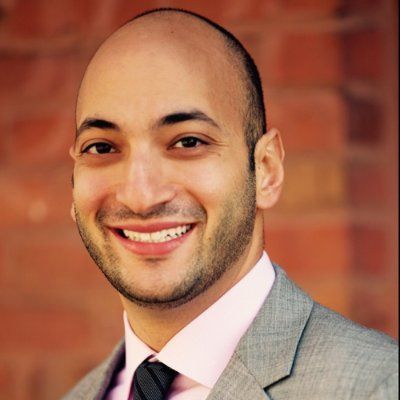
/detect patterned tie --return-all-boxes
[133,359,178,400]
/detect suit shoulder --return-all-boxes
[307,302,397,353]
[297,302,398,391]
[268,301,399,399]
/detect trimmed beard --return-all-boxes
[74,171,257,309]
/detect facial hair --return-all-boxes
[74,172,257,309]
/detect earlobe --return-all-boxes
[254,128,285,210]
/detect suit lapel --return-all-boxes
[93,340,125,399]
[206,352,271,400]
[207,265,313,399]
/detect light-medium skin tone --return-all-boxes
[71,13,284,351]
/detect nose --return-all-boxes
[115,150,177,215]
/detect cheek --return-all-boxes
[73,167,113,213]
[177,158,245,208]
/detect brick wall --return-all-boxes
[0,1,397,399]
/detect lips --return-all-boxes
[109,222,196,256]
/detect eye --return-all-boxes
[82,142,116,154]
[173,136,207,148]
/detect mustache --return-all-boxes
[96,202,206,223]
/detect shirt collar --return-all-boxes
[123,251,275,389]
[123,313,154,374]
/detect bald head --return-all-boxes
[78,8,266,169]
[71,9,280,311]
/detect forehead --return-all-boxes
[77,16,245,131]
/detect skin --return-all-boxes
[71,13,284,351]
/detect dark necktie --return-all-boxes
[133,359,178,400]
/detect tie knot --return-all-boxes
[133,360,178,400]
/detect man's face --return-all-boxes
[71,25,258,308]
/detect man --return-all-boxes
[63,8,398,400]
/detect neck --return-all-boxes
[121,215,265,352]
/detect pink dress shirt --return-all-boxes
[106,252,275,400]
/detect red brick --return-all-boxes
[5,0,110,38]
[27,340,126,399]
[218,0,281,21]
[8,111,74,167]
[0,307,92,353]
[347,161,387,206]
[341,0,384,13]
[351,225,387,275]
[208,0,281,22]
[252,31,282,88]
[157,1,229,24]
[265,32,343,86]
[0,56,33,94]
[83,291,123,337]
[267,89,346,152]
[7,0,75,37]
[0,354,44,400]
[0,113,11,168]
[2,230,106,304]
[345,94,383,144]
[1,233,123,329]
[0,54,83,111]
[302,276,353,318]
[108,0,167,27]
[265,220,351,279]
[4,355,42,400]
[0,362,15,399]
[0,245,4,281]
[279,0,342,15]
[27,353,115,400]
[343,29,385,81]
[0,168,72,228]
[351,279,395,335]
[108,0,281,26]
[277,156,346,211]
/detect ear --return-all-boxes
[69,145,77,161]
[70,203,76,222]
[69,146,77,222]
[254,128,285,210]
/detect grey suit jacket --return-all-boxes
[62,265,398,399]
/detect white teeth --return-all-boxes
[122,225,191,243]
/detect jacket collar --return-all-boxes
[206,264,313,399]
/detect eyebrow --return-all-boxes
[76,118,119,137]
[76,110,219,138]
[155,110,219,129]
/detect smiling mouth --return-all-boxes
[116,224,193,243]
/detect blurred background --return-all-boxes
[0,0,398,399]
